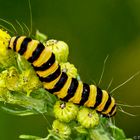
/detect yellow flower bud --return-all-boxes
[60,62,78,78]
[77,107,99,128]
[0,29,11,66]
[53,101,79,123]
[19,69,42,94]
[46,39,69,63]
[0,73,6,88]
[0,29,11,53]
[52,120,71,138]
[5,67,20,91]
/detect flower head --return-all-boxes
[54,101,79,123]
[52,120,71,139]
[77,107,99,128]
[46,39,69,63]
[60,62,78,78]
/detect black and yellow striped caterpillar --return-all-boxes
[8,36,116,117]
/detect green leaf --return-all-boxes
[1,106,35,116]
[74,126,88,134]
[19,134,42,140]
[90,129,111,140]
[35,30,47,43]
[109,125,126,140]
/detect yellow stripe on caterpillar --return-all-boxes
[97,90,109,112]
[84,85,97,107]
[69,81,83,104]
[36,61,59,77]
[56,77,72,98]
[23,40,39,60]
[33,48,52,67]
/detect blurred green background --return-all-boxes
[0,0,140,139]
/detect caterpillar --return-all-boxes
[8,36,116,117]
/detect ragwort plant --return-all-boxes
[0,29,133,140]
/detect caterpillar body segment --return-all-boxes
[8,36,116,117]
